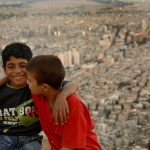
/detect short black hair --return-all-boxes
[1,42,33,67]
[26,55,65,90]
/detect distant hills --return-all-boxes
[0,0,148,7]
[92,0,147,2]
[0,0,49,7]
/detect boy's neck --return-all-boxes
[7,83,27,89]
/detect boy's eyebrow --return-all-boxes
[6,63,15,66]
[6,62,27,66]
[19,62,28,65]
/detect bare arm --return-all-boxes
[53,81,78,124]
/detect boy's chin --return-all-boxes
[10,82,27,88]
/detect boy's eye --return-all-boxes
[7,65,15,69]
[20,64,27,68]
[19,62,28,68]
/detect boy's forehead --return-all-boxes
[6,56,28,64]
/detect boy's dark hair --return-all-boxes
[2,42,33,67]
[26,55,65,90]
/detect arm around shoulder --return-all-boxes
[61,81,78,97]
[53,81,78,124]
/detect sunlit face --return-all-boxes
[26,71,43,95]
[3,56,28,88]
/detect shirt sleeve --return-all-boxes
[61,80,69,87]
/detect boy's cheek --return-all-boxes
[4,69,15,76]
[3,69,10,75]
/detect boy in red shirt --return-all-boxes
[26,55,102,150]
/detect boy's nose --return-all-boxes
[15,66,22,73]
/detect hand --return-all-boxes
[0,77,9,86]
[53,91,69,124]
[53,81,78,124]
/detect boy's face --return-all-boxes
[2,56,28,88]
[26,71,43,95]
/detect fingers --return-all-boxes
[52,95,70,125]
[59,109,65,125]
[53,108,59,124]
[60,104,69,124]
[61,106,69,124]
[65,104,69,120]
[53,106,69,125]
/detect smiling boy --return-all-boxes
[0,42,77,150]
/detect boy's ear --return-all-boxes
[41,84,49,91]
[2,65,6,72]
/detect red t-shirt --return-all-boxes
[32,94,102,150]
